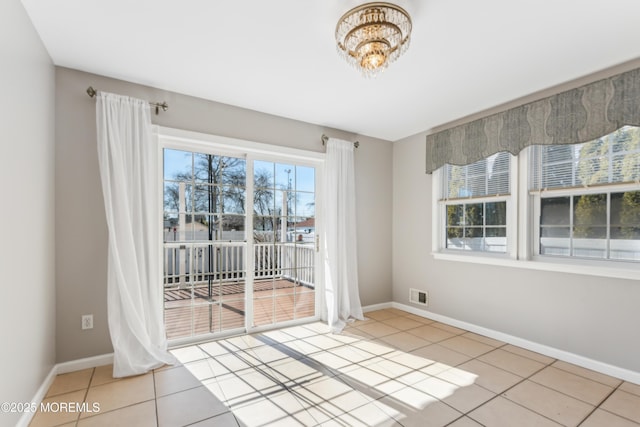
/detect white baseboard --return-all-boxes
[392,301,640,385]
[56,353,114,375]
[362,302,393,313]
[18,353,114,427]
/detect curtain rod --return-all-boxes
[321,134,359,148]
[86,86,168,115]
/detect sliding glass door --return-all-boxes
[162,149,248,339]
[252,161,317,327]
[162,144,319,340]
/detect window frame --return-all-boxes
[432,146,640,280]
[531,182,640,263]
[432,154,519,260]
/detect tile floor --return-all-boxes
[30,308,640,426]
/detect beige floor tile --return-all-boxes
[377,398,462,427]
[395,370,433,387]
[268,358,324,385]
[381,316,424,331]
[340,327,375,340]
[302,321,331,334]
[298,376,353,405]
[236,368,283,395]
[365,358,414,379]
[259,329,298,343]
[447,416,484,427]
[407,324,456,343]
[338,365,389,388]
[29,390,86,427]
[461,332,504,347]
[277,338,322,356]
[387,308,410,316]
[620,381,640,397]
[223,334,266,351]
[429,322,466,335]
[580,408,640,427]
[439,336,495,358]
[83,373,154,415]
[384,386,439,412]
[302,334,344,350]
[209,373,263,406]
[379,332,431,352]
[530,366,614,405]
[413,376,461,400]
[188,412,239,426]
[366,309,401,321]
[213,352,253,372]
[552,360,624,387]
[401,313,435,324]
[308,350,352,370]
[452,359,523,394]
[156,386,229,427]
[432,365,479,388]
[335,402,402,426]
[89,364,120,387]
[329,389,374,413]
[503,380,594,426]
[154,365,202,397]
[184,357,232,381]
[326,332,362,346]
[349,340,394,357]
[268,390,333,425]
[478,348,546,377]
[600,389,640,423]
[354,321,400,338]
[170,345,210,363]
[34,307,635,427]
[441,383,496,413]
[501,344,555,365]
[411,344,472,367]
[77,400,156,427]
[46,368,94,397]
[469,396,562,427]
[385,350,435,370]
[329,412,393,427]
[279,325,317,339]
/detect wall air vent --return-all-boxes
[409,288,428,306]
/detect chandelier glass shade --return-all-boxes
[335,2,412,78]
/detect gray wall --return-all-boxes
[55,67,392,362]
[392,61,640,374]
[0,1,56,425]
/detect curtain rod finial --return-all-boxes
[86,86,97,98]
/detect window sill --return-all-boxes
[431,251,639,280]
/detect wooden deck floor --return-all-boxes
[164,279,315,339]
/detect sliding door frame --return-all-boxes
[157,126,324,345]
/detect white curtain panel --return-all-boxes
[96,92,176,377]
[322,138,364,333]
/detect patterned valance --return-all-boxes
[425,67,640,173]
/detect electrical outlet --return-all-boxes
[82,314,93,330]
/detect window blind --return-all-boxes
[530,125,640,190]
[442,151,511,199]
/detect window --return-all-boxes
[433,125,640,275]
[530,126,640,261]
[439,152,513,254]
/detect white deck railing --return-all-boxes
[164,241,315,289]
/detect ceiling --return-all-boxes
[20,0,640,141]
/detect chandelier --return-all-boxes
[335,2,412,78]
